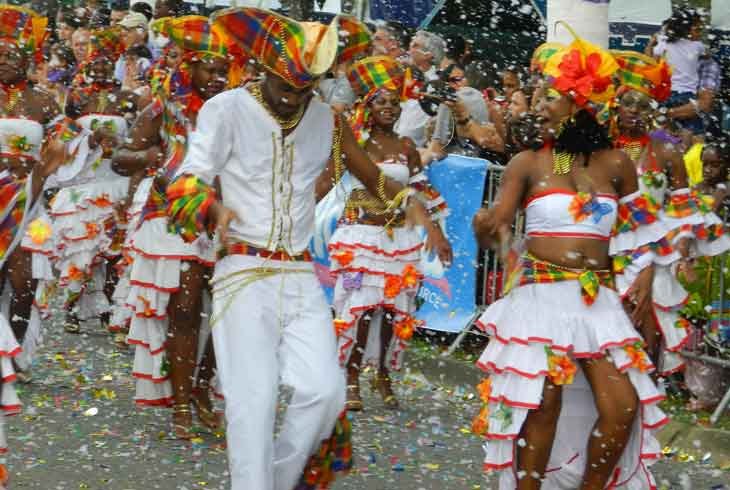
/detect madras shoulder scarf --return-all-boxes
[138,57,203,225]
[0,170,30,265]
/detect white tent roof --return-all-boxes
[608,0,671,25]
[713,0,730,29]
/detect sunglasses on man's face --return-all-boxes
[448,76,464,84]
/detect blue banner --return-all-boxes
[414,155,488,332]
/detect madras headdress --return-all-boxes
[211,7,371,88]
[151,15,234,60]
[611,50,672,102]
[532,23,618,113]
[151,15,246,96]
[86,28,124,64]
[0,5,48,63]
[347,56,405,144]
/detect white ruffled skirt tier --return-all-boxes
[13,206,55,369]
[125,216,215,407]
[0,314,22,454]
[476,280,667,489]
[108,177,153,334]
[329,224,423,371]
[50,175,130,320]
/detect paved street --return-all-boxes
[3,314,728,489]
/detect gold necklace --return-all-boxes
[97,89,109,114]
[621,141,645,163]
[2,86,22,115]
[249,83,305,130]
[552,148,575,175]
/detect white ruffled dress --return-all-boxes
[329,161,447,370]
[50,114,130,322]
[476,190,668,489]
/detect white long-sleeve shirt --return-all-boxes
[177,87,335,255]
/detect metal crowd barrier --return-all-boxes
[444,163,522,355]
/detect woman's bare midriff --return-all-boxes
[526,236,612,270]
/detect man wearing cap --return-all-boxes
[114,11,151,87]
[166,8,449,490]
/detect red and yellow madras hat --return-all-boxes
[336,15,372,65]
[211,7,371,88]
[534,23,619,110]
[151,15,238,59]
[611,50,672,102]
[86,27,124,64]
[0,5,48,61]
[347,55,405,98]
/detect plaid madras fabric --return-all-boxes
[165,174,216,243]
[612,50,672,102]
[613,193,661,234]
[409,172,448,218]
[336,16,371,64]
[140,90,199,225]
[689,223,725,242]
[151,15,229,58]
[699,57,721,92]
[536,26,618,110]
[665,191,713,218]
[295,411,353,490]
[347,55,404,97]
[218,242,312,262]
[0,5,48,59]
[86,28,123,63]
[612,236,674,274]
[517,254,614,306]
[347,56,405,143]
[0,173,27,262]
[213,8,313,87]
[531,42,562,72]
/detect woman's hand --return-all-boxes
[676,236,692,259]
[629,265,654,327]
[424,222,453,266]
[91,126,119,156]
[145,145,164,168]
[677,258,698,283]
[40,130,70,178]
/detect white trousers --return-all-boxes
[211,256,345,490]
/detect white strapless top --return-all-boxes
[73,114,129,182]
[77,114,128,139]
[525,190,618,241]
[0,118,44,161]
[351,155,410,191]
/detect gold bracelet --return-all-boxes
[376,172,388,202]
[331,115,344,183]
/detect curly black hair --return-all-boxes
[705,137,730,164]
[506,112,543,156]
[665,8,701,43]
[554,109,613,164]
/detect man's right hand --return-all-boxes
[210,201,240,247]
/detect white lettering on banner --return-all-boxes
[418,286,444,310]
